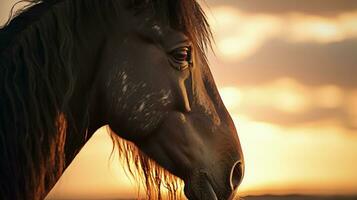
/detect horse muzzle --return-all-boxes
[183,160,244,200]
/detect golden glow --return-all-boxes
[217,81,357,195]
[266,78,311,113]
[235,116,357,196]
[46,129,138,199]
[221,78,311,114]
[347,91,357,127]
[314,85,344,109]
[220,78,348,115]
[219,87,242,110]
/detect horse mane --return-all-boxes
[0,0,212,199]
[0,1,78,199]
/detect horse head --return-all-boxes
[91,1,245,199]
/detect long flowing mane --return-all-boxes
[0,0,212,199]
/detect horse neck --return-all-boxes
[61,2,110,174]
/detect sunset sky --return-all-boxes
[1,0,357,199]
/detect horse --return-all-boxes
[0,0,244,199]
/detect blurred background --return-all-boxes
[1,0,357,199]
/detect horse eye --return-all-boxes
[171,46,192,64]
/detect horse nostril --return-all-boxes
[229,161,243,191]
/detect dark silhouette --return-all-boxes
[0,0,244,199]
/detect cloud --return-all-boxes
[218,78,357,130]
[209,38,357,89]
[209,7,282,61]
[288,12,357,43]
[234,78,312,114]
[208,6,357,62]
[219,78,321,114]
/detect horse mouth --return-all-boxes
[183,171,242,200]
[184,172,219,200]
[204,175,219,200]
